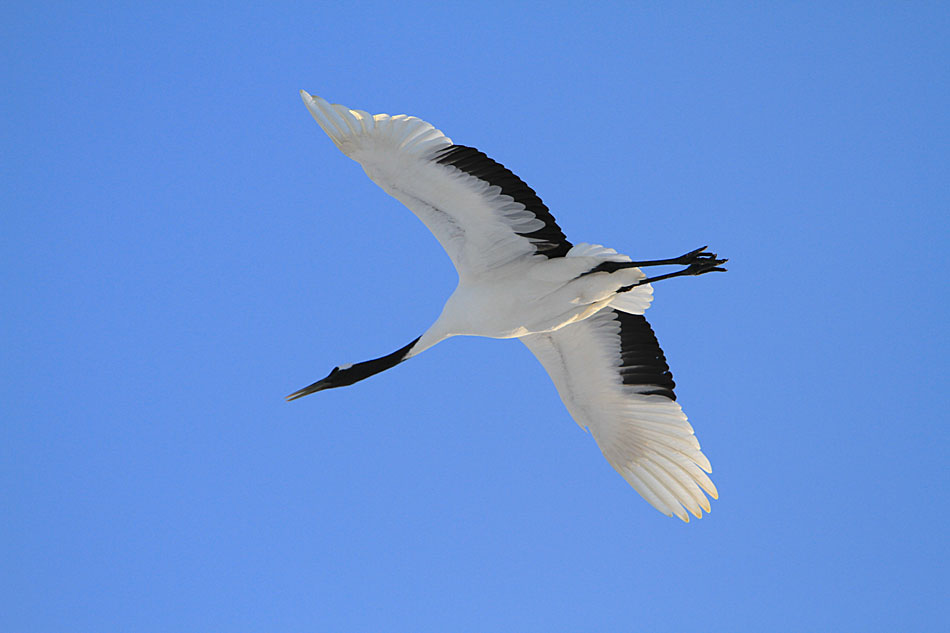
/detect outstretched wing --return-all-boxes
[521,309,717,521]
[301,91,572,277]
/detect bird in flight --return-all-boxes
[288,91,726,521]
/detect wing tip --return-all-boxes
[299,90,349,148]
[617,455,717,522]
[299,91,452,157]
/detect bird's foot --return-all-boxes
[617,250,728,290]
[683,251,728,276]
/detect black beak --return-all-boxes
[285,368,339,401]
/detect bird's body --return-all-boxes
[419,250,646,343]
[289,91,725,521]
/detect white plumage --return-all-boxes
[289,91,725,521]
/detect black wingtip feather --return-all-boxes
[614,311,677,401]
[433,144,573,258]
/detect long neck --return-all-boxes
[287,320,454,401]
[344,322,452,383]
[337,337,421,387]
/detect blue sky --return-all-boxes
[2,2,948,631]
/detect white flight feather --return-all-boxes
[301,91,561,277]
[521,309,717,521]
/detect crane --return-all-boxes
[288,91,726,521]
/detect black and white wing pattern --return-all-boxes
[521,309,718,521]
[301,91,572,277]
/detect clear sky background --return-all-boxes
[3,2,948,631]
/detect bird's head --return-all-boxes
[286,337,420,402]
[285,363,359,401]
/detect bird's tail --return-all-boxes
[609,285,654,315]
[567,243,655,315]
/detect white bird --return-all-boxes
[289,91,726,521]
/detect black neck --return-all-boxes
[333,337,421,387]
